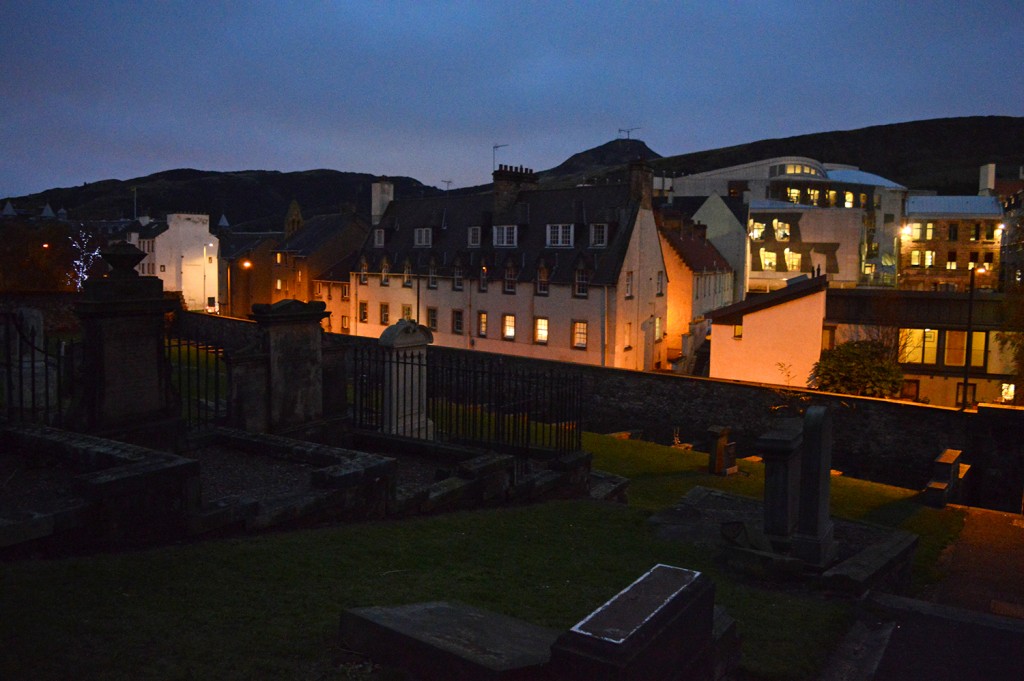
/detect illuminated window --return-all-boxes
[574,268,589,297]
[844,191,854,208]
[468,226,481,248]
[787,187,801,203]
[276,278,282,290]
[944,330,985,367]
[654,316,662,339]
[910,250,922,266]
[504,263,517,293]
[924,250,936,267]
[534,317,548,344]
[784,248,801,271]
[590,223,607,247]
[477,311,487,337]
[493,225,517,247]
[546,224,573,247]
[479,265,488,292]
[276,252,282,264]
[760,248,777,270]
[749,221,766,240]
[899,328,938,364]
[572,321,588,349]
[946,252,957,270]
[971,223,982,241]
[414,227,432,247]
[733,324,743,339]
[502,314,515,340]
[807,188,820,204]
[773,219,790,241]
[536,265,549,296]
[828,190,837,206]
[1001,383,1015,403]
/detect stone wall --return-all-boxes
[173,310,260,352]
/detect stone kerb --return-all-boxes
[379,320,434,439]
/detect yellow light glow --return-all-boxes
[241,260,252,269]
[901,225,912,237]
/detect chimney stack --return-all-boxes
[979,163,996,196]
[628,160,653,210]
[492,164,538,217]
[372,177,394,226]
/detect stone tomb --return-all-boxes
[340,564,721,681]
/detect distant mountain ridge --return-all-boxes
[6,116,1022,225]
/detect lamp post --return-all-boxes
[962,264,986,410]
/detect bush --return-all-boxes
[810,340,903,397]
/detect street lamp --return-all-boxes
[962,264,986,410]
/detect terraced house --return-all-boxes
[327,162,671,370]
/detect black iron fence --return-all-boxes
[166,334,227,430]
[0,311,79,426]
[350,345,583,457]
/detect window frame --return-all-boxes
[534,317,549,344]
[414,227,432,248]
[493,225,518,248]
[452,309,464,335]
[573,268,589,298]
[477,311,488,337]
[571,320,588,349]
[467,225,481,248]
[546,223,573,248]
[590,223,607,248]
[501,313,516,341]
[379,303,389,325]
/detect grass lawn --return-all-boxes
[0,433,965,681]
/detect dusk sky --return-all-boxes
[3,1,1022,198]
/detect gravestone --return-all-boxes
[792,406,837,566]
[706,425,737,476]
[72,243,178,434]
[378,319,434,439]
[756,417,803,549]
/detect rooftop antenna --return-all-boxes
[619,127,640,139]
[442,179,453,192]
[492,143,508,171]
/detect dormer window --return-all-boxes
[402,262,413,287]
[590,223,607,248]
[414,227,432,247]
[536,264,549,296]
[359,261,368,285]
[373,229,385,247]
[479,265,488,293]
[503,262,517,294]
[380,261,390,286]
[468,226,481,248]
[546,224,573,248]
[493,225,517,248]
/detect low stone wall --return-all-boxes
[173,310,260,352]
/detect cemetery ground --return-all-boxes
[1,432,968,681]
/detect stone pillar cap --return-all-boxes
[250,299,328,324]
[379,319,434,348]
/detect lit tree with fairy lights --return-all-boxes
[68,229,101,291]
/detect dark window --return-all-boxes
[948,223,959,241]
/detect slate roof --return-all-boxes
[706,275,827,325]
[825,168,906,190]
[660,195,748,226]
[905,195,1003,218]
[357,183,641,286]
[274,213,366,257]
[219,231,281,260]
[128,220,169,239]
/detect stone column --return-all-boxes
[378,319,434,439]
[250,299,329,432]
[72,243,178,434]
[706,424,737,476]
[793,406,837,566]
[757,418,803,549]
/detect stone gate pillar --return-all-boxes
[379,319,434,439]
[250,299,329,432]
[73,243,177,435]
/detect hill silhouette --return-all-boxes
[5,116,1022,224]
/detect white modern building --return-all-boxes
[127,213,219,311]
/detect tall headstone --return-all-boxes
[72,243,178,435]
[249,299,329,432]
[757,417,803,549]
[706,424,737,476]
[793,406,837,566]
[378,319,434,439]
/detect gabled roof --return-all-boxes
[357,183,640,286]
[707,275,827,325]
[274,212,367,257]
[662,195,748,226]
[905,195,1003,218]
[659,227,732,273]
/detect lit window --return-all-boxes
[276,252,282,264]
[276,278,282,290]
[624,271,633,297]
[534,317,548,344]
[1001,383,1015,403]
[807,188,820,204]
[844,191,854,208]
[479,266,488,292]
[971,223,982,241]
[572,321,588,349]
[546,224,573,247]
[773,219,790,241]
[477,311,487,337]
[373,229,385,247]
[899,328,938,364]
[574,268,589,297]
[924,250,936,268]
[536,265,549,296]
[452,309,464,334]
[946,252,957,270]
[379,303,389,325]
[787,187,800,203]
[504,263,516,293]
[502,314,516,340]
[468,226,481,248]
[910,250,922,267]
[944,330,986,367]
[590,223,607,247]
[760,248,777,270]
[749,221,766,240]
[733,324,743,339]
[414,227,432,247]
[426,307,438,330]
[828,190,837,206]
[784,248,801,271]
[654,316,662,339]
[493,225,517,248]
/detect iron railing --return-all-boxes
[0,312,79,426]
[350,345,583,457]
[166,334,227,430]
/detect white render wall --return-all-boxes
[129,214,218,311]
